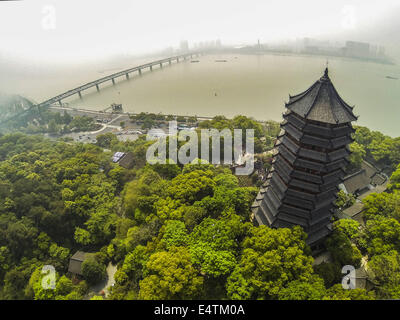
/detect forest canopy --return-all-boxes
[0,117,399,300]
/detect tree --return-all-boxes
[167,170,216,204]
[278,277,326,300]
[63,111,72,124]
[138,247,203,299]
[364,216,400,256]
[214,173,239,189]
[74,227,92,246]
[150,161,181,180]
[55,275,75,297]
[313,262,341,288]
[96,132,118,149]
[370,137,400,169]
[162,220,189,249]
[389,165,400,191]
[3,266,34,300]
[335,190,356,210]
[333,219,361,240]
[323,284,375,300]
[347,142,366,172]
[325,231,362,268]
[124,225,155,252]
[81,256,107,285]
[183,204,207,231]
[369,250,400,299]
[232,115,263,138]
[226,225,314,299]
[363,191,400,222]
[188,216,246,278]
[123,169,164,221]
[48,119,58,134]
[121,245,149,284]
[0,246,11,277]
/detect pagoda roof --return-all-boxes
[286,68,357,124]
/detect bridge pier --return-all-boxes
[126,73,129,80]
[78,91,82,99]
[169,59,171,65]
[58,100,62,106]
[177,57,179,62]
[160,62,162,68]
[96,84,100,92]
[112,78,115,85]
[150,65,153,71]
[138,69,142,75]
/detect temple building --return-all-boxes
[252,68,357,248]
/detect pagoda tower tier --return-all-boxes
[252,68,357,247]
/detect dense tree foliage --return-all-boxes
[226,226,314,299]
[0,117,399,300]
[353,125,400,170]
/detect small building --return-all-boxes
[341,169,371,195]
[112,151,134,169]
[340,160,387,196]
[341,201,365,224]
[68,251,88,276]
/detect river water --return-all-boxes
[2,53,400,136]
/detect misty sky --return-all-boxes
[1,0,399,62]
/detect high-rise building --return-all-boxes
[251,68,357,248]
[345,41,370,58]
[180,40,189,52]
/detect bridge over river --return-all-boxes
[36,52,202,108]
[0,52,202,125]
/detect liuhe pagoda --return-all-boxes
[252,68,357,248]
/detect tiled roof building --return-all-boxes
[252,68,357,247]
[68,251,88,275]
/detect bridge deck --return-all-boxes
[36,52,201,108]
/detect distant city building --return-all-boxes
[161,46,174,55]
[251,68,357,249]
[378,46,386,58]
[296,37,389,63]
[344,41,370,58]
[192,39,222,51]
[180,40,189,52]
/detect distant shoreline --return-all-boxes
[218,48,396,66]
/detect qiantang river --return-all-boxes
[2,53,400,137]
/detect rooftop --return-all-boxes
[286,68,358,124]
[70,251,87,262]
[68,251,89,275]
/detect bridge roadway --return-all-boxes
[35,52,202,108]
